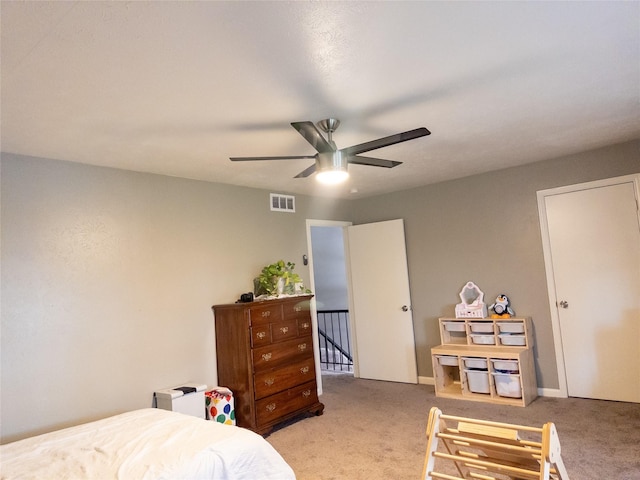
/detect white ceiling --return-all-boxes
[2,1,639,198]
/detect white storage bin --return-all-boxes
[497,322,525,334]
[463,357,488,370]
[469,322,494,333]
[437,355,459,366]
[443,321,465,332]
[498,334,526,346]
[155,383,207,418]
[490,359,519,373]
[492,372,522,398]
[469,334,496,345]
[465,370,490,394]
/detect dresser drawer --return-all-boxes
[271,319,299,343]
[253,335,313,371]
[283,299,311,319]
[252,318,310,347]
[297,317,312,336]
[255,381,319,427]
[251,324,272,347]
[254,357,316,399]
[248,303,282,325]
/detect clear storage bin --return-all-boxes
[492,372,522,398]
[463,357,488,370]
[443,321,466,332]
[437,355,459,366]
[469,322,494,333]
[498,334,526,346]
[497,322,525,334]
[490,359,519,373]
[469,334,496,345]
[465,370,490,394]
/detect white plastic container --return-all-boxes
[437,355,459,366]
[498,334,526,346]
[469,334,496,345]
[469,322,494,333]
[492,373,522,398]
[497,322,525,334]
[443,321,465,332]
[463,357,488,370]
[155,383,207,418]
[490,359,519,372]
[465,370,490,394]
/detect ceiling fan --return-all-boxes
[230,118,431,183]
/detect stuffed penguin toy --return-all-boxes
[490,294,515,318]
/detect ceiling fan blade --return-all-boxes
[291,121,335,154]
[294,164,317,178]
[340,127,430,157]
[230,155,316,161]
[348,156,402,168]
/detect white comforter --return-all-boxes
[0,408,295,479]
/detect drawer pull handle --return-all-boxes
[265,403,276,412]
[298,343,307,352]
[279,326,289,334]
[294,305,302,312]
[302,390,311,397]
[264,378,275,386]
[256,331,267,339]
[300,366,310,374]
[301,322,310,329]
[261,311,271,318]
[261,353,272,362]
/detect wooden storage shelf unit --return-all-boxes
[432,317,537,407]
[438,317,533,348]
[213,295,324,435]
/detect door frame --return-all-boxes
[306,219,353,394]
[536,173,640,398]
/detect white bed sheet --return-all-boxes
[0,408,295,479]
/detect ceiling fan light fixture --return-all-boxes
[316,151,349,185]
[316,169,349,185]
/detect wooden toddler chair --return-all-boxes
[422,407,570,480]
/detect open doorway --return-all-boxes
[306,220,354,376]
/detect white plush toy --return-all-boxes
[489,294,515,318]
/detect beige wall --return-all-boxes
[2,141,637,442]
[350,140,639,390]
[0,153,350,442]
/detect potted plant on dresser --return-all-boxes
[254,260,309,297]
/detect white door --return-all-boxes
[346,219,418,383]
[540,176,640,402]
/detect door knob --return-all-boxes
[558,300,569,309]
[401,305,410,312]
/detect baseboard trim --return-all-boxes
[419,376,434,385]
[537,387,565,398]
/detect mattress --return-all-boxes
[0,408,295,479]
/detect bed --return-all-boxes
[0,408,295,479]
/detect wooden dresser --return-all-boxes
[212,295,324,435]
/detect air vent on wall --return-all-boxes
[270,193,295,213]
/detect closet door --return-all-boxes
[540,176,640,402]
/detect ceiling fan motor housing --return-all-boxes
[316,150,349,184]
[317,151,347,173]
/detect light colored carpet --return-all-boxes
[267,372,640,480]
